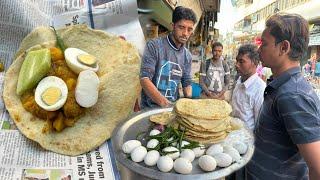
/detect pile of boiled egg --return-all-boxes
[122,128,248,174]
[34,47,100,111]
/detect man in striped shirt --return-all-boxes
[246,13,320,179]
[140,6,196,108]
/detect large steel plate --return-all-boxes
[111,108,254,180]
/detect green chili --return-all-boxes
[178,129,185,152]
[50,26,66,52]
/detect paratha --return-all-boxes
[174,98,232,120]
[3,25,141,156]
[185,130,226,138]
[178,115,231,130]
[176,117,230,133]
[185,133,228,144]
[149,111,175,125]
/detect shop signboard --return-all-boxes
[309,33,320,46]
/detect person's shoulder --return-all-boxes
[276,87,319,111]
[146,36,164,46]
[247,74,266,91]
[277,74,313,97]
[256,76,267,89]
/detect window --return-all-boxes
[240,0,311,29]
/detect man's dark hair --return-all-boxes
[238,44,260,65]
[212,42,223,49]
[266,13,309,61]
[172,6,197,24]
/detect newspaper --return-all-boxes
[0,0,146,179]
[0,0,145,69]
[52,0,145,55]
[0,130,119,180]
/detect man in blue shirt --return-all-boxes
[140,6,196,108]
[246,13,320,179]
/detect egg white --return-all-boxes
[64,48,99,74]
[75,70,100,108]
[35,76,68,111]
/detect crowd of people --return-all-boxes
[303,53,320,77]
[139,6,320,180]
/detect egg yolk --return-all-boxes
[41,87,62,106]
[77,54,97,66]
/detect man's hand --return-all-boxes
[204,91,225,100]
[140,78,172,107]
[205,91,218,99]
[216,91,226,100]
[159,96,172,108]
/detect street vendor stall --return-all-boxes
[112,99,254,180]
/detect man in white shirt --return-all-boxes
[231,44,266,130]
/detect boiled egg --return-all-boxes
[167,136,174,142]
[149,129,161,136]
[233,141,248,155]
[64,48,99,74]
[144,150,160,166]
[213,153,233,167]
[223,146,241,163]
[122,140,141,154]
[131,146,147,162]
[199,155,217,171]
[192,145,205,158]
[180,149,195,162]
[146,139,159,149]
[180,140,190,148]
[35,76,68,111]
[157,156,173,172]
[206,144,223,156]
[163,146,180,160]
[75,70,100,108]
[173,158,192,174]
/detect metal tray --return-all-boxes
[111,108,254,180]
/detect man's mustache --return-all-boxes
[179,36,187,40]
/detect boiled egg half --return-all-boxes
[75,70,100,108]
[35,76,68,111]
[64,48,99,74]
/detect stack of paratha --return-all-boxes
[174,98,232,144]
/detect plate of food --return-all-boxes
[112,99,254,180]
[3,25,141,156]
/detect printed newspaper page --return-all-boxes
[0,130,118,179]
[0,0,145,179]
[0,0,144,69]
[52,0,145,55]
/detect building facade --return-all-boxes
[232,0,320,62]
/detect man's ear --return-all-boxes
[279,40,291,56]
[171,22,174,30]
